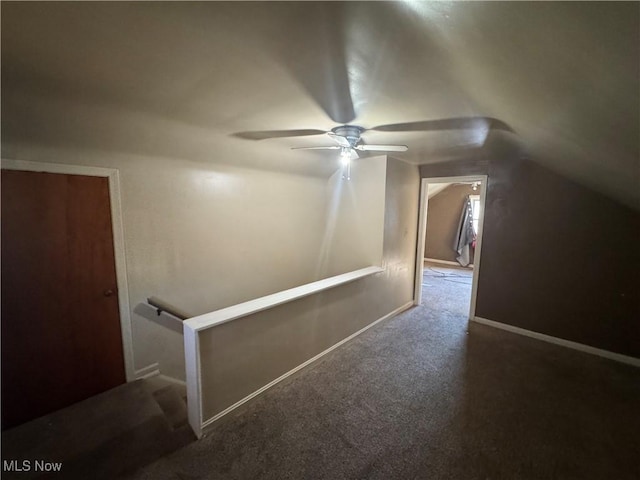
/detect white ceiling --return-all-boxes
[2,2,638,207]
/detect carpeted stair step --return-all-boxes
[151,385,189,430]
[1,379,196,480]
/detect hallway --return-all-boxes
[124,273,640,479]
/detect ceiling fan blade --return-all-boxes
[291,146,341,151]
[274,3,356,124]
[327,132,351,147]
[370,117,514,133]
[233,129,327,140]
[355,144,408,152]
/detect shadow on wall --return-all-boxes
[134,303,185,335]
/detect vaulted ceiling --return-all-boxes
[2,2,638,207]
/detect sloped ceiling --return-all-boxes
[2,2,638,207]
[427,183,452,199]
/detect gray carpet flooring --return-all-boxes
[125,264,640,479]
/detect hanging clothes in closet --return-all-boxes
[453,195,475,267]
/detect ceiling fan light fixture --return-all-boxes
[340,147,352,166]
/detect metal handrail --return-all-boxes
[147,296,191,321]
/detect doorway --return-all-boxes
[1,161,134,429]
[414,176,487,321]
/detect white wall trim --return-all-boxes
[134,366,187,388]
[135,363,161,380]
[424,257,474,268]
[184,326,203,438]
[472,316,640,368]
[415,175,488,320]
[186,266,384,332]
[155,374,187,388]
[191,301,413,438]
[1,159,137,381]
[414,179,429,305]
[183,265,385,438]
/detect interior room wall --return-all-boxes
[317,157,387,279]
[1,144,333,380]
[419,132,640,358]
[2,111,391,385]
[424,184,476,264]
[198,157,419,420]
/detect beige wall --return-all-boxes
[1,145,337,380]
[1,59,402,386]
[198,157,419,420]
[1,146,393,385]
[317,157,387,278]
[425,184,476,263]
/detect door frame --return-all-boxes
[2,159,135,381]
[414,175,488,321]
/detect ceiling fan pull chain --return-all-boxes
[343,160,351,181]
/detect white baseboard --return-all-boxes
[472,316,640,368]
[156,374,187,388]
[201,301,414,434]
[135,366,187,387]
[424,257,474,268]
[134,363,160,380]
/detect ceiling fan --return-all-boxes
[234,117,513,155]
[291,125,408,164]
[233,117,513,178]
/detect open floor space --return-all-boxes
[124,275,640,480]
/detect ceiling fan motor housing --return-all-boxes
[331,125,365,147]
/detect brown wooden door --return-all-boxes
[1,169,126,430]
